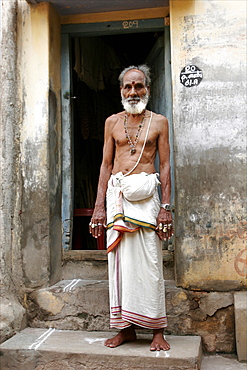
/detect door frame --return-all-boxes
[61,19,173,251]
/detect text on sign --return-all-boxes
[122,20,139,29]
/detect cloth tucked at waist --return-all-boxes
[106,172,161,253]
[111,171,160,201]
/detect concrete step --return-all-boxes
[0,328,202,370]
[62,250,175,281]
[26,279,235,354]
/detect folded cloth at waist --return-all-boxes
[111,171,160,201]
[106,172,161,253]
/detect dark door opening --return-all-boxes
[71,31,165,250]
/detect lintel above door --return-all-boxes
[62,18,165,37]
[25,0,169,16]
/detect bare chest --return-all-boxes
[113,124,158,149]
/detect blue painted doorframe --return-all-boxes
[61,19,173,251]
[61,33,73,251]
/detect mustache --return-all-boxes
[125,97,141,102]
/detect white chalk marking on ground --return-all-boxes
[155,351,170,358]
[29,328,55,350]
[84,337,107,345]
[28,328,53,349]
[68,279,81,291]
[63,279,77,292]
[63,279,81,292]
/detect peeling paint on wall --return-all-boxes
[170,0,247,289]
[18,2,62,288]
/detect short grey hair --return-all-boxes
[119,65,151,87]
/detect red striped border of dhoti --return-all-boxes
[110,307,167,330]
[111,306,121,314]
[124,216,156,230]
[122,309,167,329]
[107,215,156,231]
[107,234,123,253]
[106,226,140,254]
[113,225,140,233]
[110,318,132,329]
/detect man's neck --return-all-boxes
[125,109,146,119]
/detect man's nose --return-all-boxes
[129,86,137,96]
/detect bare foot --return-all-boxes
[104,326,137,348]
[150,329,170,351]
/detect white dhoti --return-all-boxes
[106,172,167,330]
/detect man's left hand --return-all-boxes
[156,208,173,240]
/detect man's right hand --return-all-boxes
[89,208,106,238]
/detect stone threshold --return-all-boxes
[0,328,202,370]
[63,249,173,262]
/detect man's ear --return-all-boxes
[120,86,123,97]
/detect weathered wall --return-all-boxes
[0,0,62,342]
[170,0,246,290]
[48,5,62,285]
[0,0,26,342]
[17,1,62,288]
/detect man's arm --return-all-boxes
[156,115,173,240]
[89,116,115,238]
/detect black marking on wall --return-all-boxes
[180,65,203,87]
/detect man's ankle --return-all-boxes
[153,328,164,335]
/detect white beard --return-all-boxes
[121,91,149,115]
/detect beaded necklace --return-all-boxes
[124,111,146,155]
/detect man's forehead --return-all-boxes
[123,69,145,84]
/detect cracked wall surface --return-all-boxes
[170,0,247,290]
[0,0,26,343]
[18,1,62,288]
[0,0,62,343]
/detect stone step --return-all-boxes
[0,328,202,370]
[27,279,179,332]
[28,279,110,331]
[26,279,235,354]
[62,250,175,281]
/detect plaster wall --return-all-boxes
[0,0,26,343]
[170,0,246,290]
[17,1,62,288]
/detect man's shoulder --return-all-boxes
[106,111,124,125]
[150,111,168,122]
[149,111,168,131]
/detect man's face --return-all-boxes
[121,69,150,114]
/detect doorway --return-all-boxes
[71,32,166,250]
[61,22,173,252]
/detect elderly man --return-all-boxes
[89,65,173,351]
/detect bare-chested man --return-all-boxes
[89,65,172,351]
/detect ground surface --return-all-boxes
[201,355,246,369]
